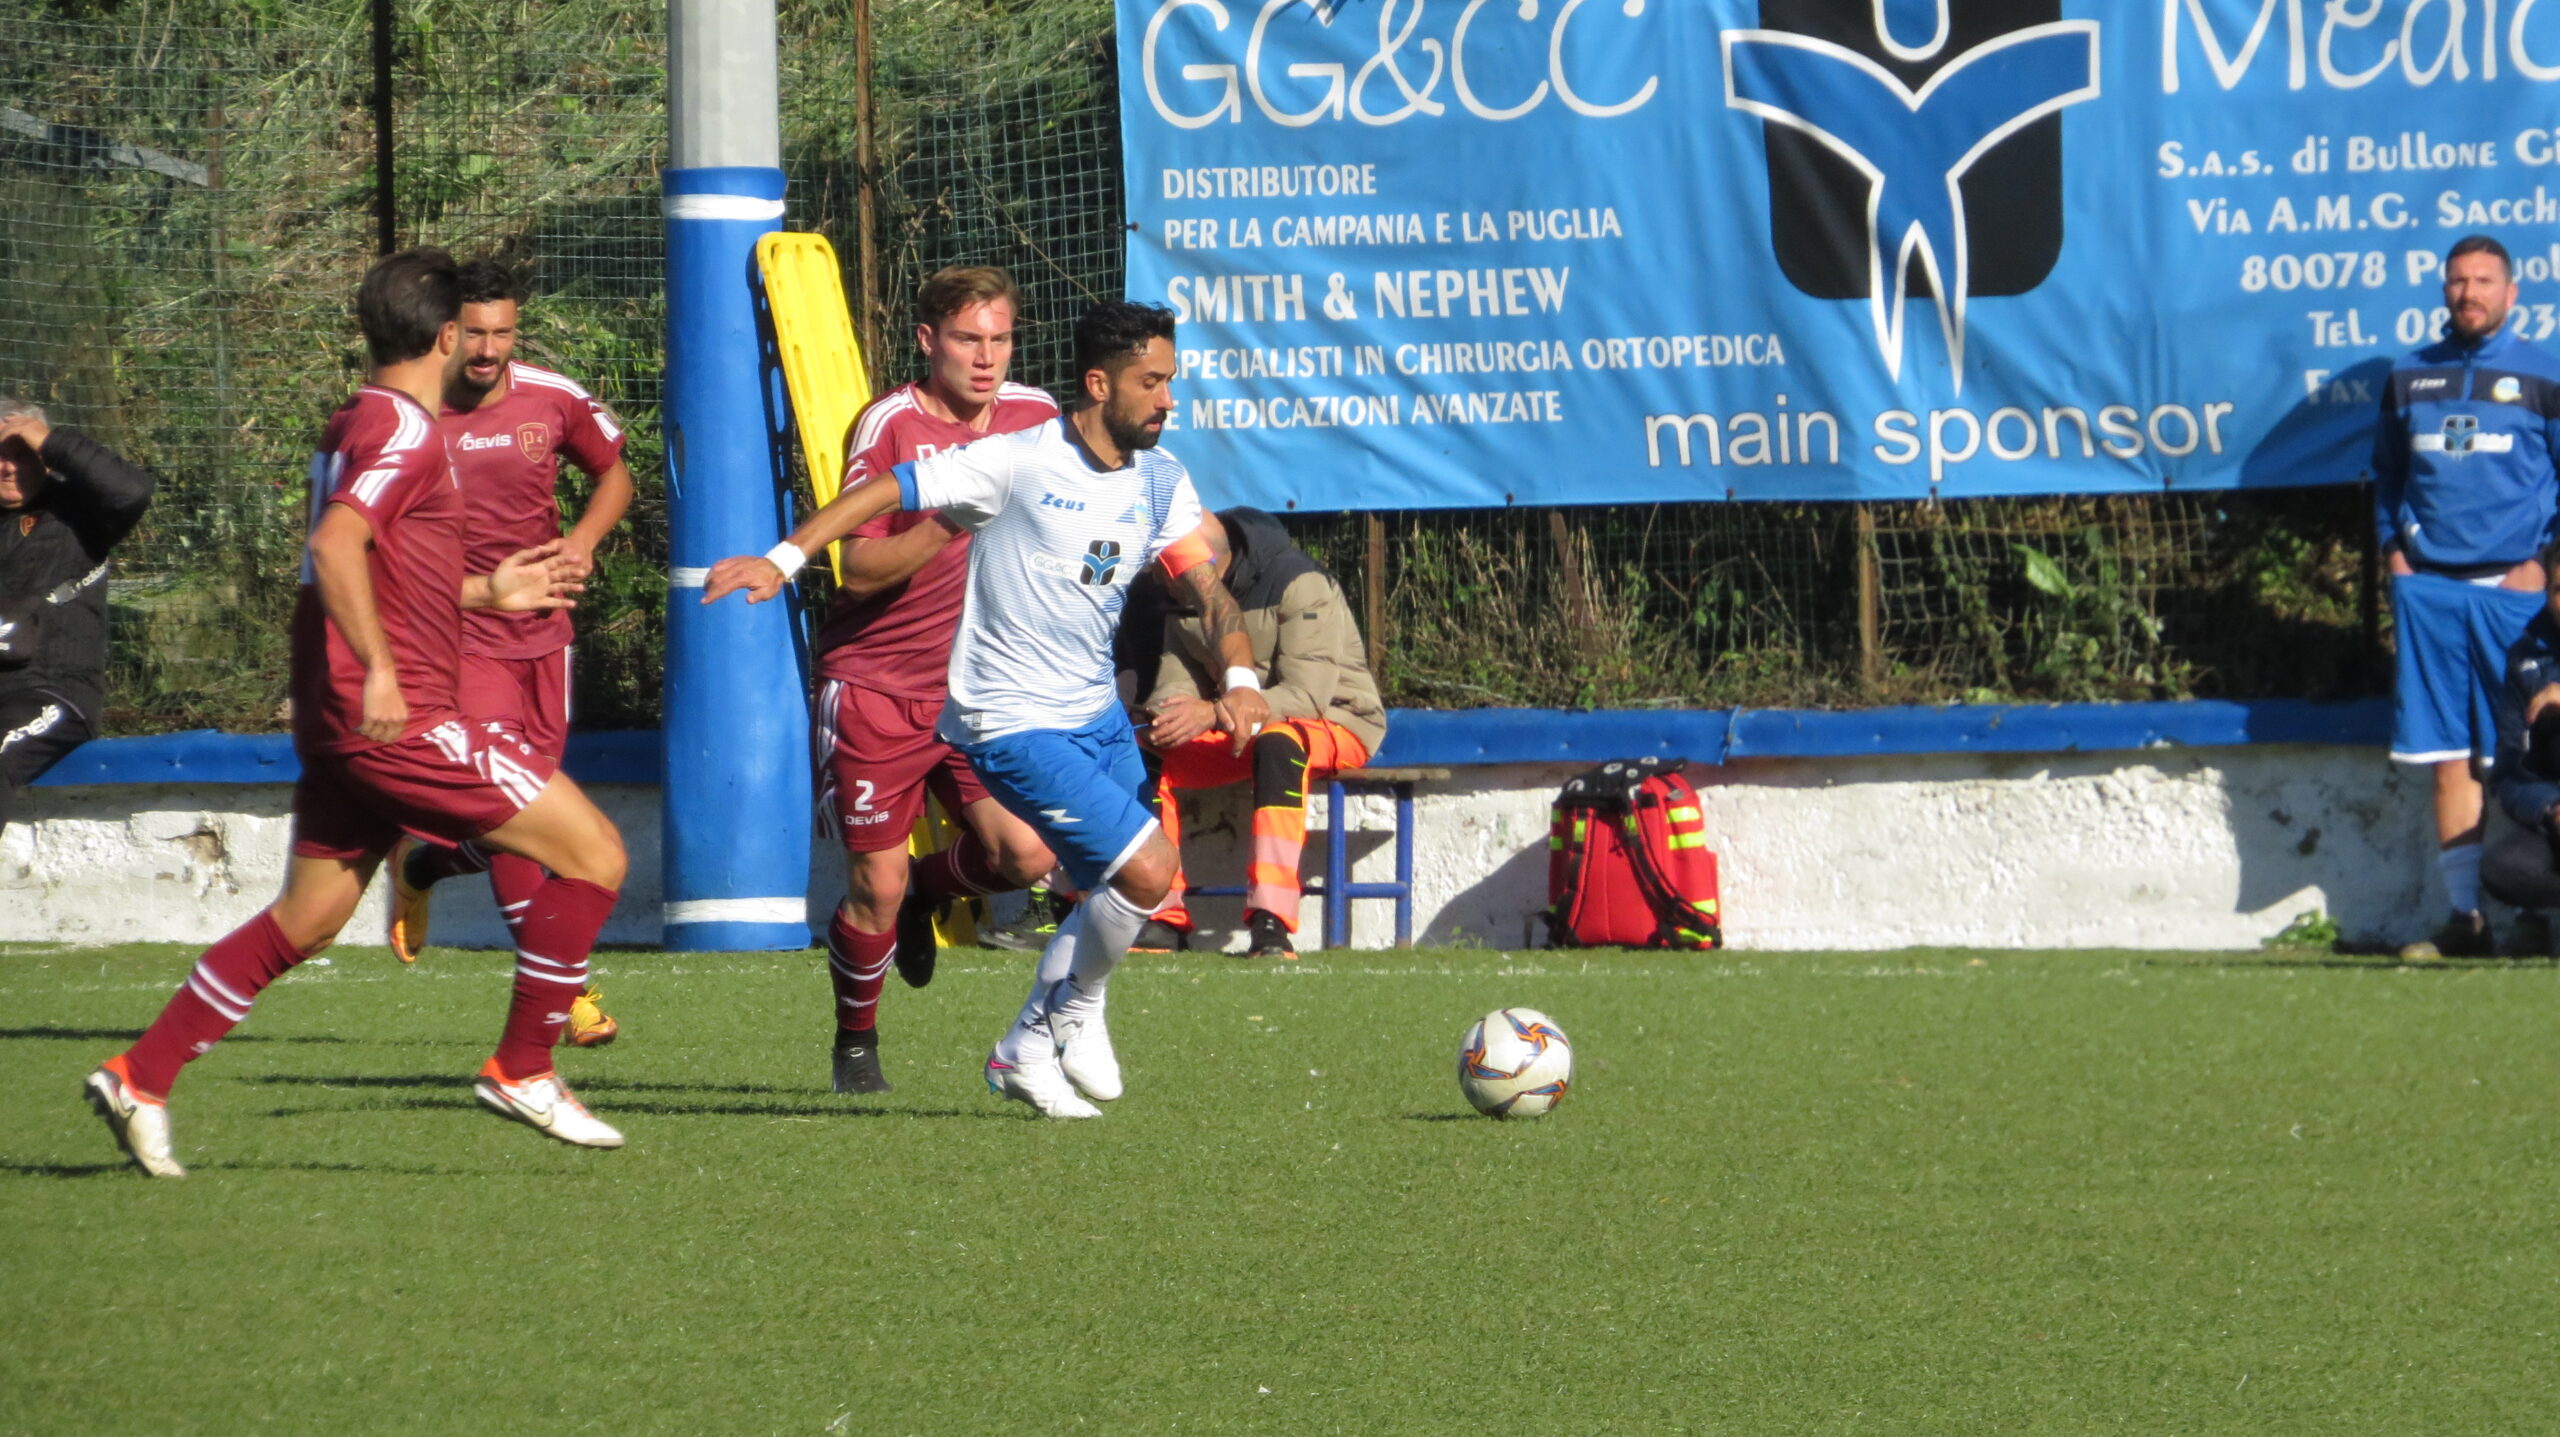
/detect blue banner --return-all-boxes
[1118,0,2560,510]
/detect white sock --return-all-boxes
[2439,842,2484,916]
[994,887,1155,1063]
[1003,907,1088,1041]
[1064,884,1153,1001]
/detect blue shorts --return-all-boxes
[961,708,1157,891]
[2391,572,2543,765]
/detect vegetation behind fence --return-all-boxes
[0,0,2380,734]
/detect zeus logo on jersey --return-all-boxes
[1723,0,2099,391]
[1039,492,1088,512]
[2414,414,2515,459]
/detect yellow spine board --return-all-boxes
[752,232,873,585]
[759,234,974,947]
[910,799,979,947]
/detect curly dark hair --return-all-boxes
[458,257,527,308]
[1070,301,1176,394]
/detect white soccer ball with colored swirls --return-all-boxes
[1457,1008,1573,1118]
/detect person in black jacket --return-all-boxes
[2480,546,2560,922]
[0,399,157,831]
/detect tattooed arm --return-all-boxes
[1169,544,1271,756]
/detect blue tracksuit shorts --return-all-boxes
[2390,571,2544,765]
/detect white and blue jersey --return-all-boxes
[895,417,1204,746]
[894,417,1207,888]
[2373,324,2560,571]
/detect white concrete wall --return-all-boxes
[1,744,2448,952]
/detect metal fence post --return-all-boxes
[1856,502,1882,696]
[852,0,884,369]
[370,0,395,255]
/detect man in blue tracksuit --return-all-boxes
[2376,235,2560,957]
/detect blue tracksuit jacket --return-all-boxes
[2373,324,2560,569]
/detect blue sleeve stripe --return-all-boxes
[894,460,919,511]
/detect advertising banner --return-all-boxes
[1119,0,2560,510]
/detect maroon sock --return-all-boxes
[826,903,894,1034]
[492,876,618,1081]
[408,839,493,887]
[913,833,1008,904]
[486,853,549,942]
[122,911,306,1098]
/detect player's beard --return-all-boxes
[1102,400,1165,454]
[451,360,502,401]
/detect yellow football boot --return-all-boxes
[566,987,619,1048]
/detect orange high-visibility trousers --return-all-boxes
[1154,718,1370,934]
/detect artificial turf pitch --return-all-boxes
[2,943,2556,1433]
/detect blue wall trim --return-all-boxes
[34,701,2393,788]
[33,730,661,788]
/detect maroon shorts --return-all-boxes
[457,646,571,760]
[290,718,557,861]
[814,678,987,854]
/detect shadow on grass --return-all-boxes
[2145,955,2557,972]
[0,1027,351,1044]
[250,1082,1009,1122]
[0,1160,134,1178]
[0,1157,489,1179]
[1401,1112,1475,1123]
[263,1097,1005,1121]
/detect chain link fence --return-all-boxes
[0,0,2380,736]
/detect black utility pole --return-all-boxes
[371,0,394,255]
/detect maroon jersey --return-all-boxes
[443,361,624,659]
[291,386,467,754]
[811,380,1058,698]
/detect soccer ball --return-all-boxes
[1457,1008,1573,1119]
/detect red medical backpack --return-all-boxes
[1544,757,1723,950]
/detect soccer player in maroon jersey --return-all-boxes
[808,266,1059,1094]
[385,259,634,1048]
[83,249,633,1176]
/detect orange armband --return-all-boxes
[1157,528,1215,579]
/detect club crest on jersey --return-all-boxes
[1082,540,1123,585]
[2493,376,2525,405]
[516,423,552,464]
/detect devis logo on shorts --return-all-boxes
[1724,0,2100,388]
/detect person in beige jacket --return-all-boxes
[1137,506,1387,957]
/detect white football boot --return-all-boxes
[84,1062,185,1178]
[473,1062,625,1148]
[1046,981,1122,1102]
[984,1034,1101,1120]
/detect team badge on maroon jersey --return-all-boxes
[516,423,552,464]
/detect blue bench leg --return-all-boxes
[1325,776,1351,951]
[1394,782,1415,948]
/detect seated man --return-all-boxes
[2482,545,2560,921]
[1139,506,1386,958]
[0,400,157,834]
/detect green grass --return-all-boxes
[3,943,2557,1433]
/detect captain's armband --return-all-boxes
[1158,528,1216,579]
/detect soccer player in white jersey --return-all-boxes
[703,301,1270,1118]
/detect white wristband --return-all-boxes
[1223,667,1262,694]
[764,541,808,581]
